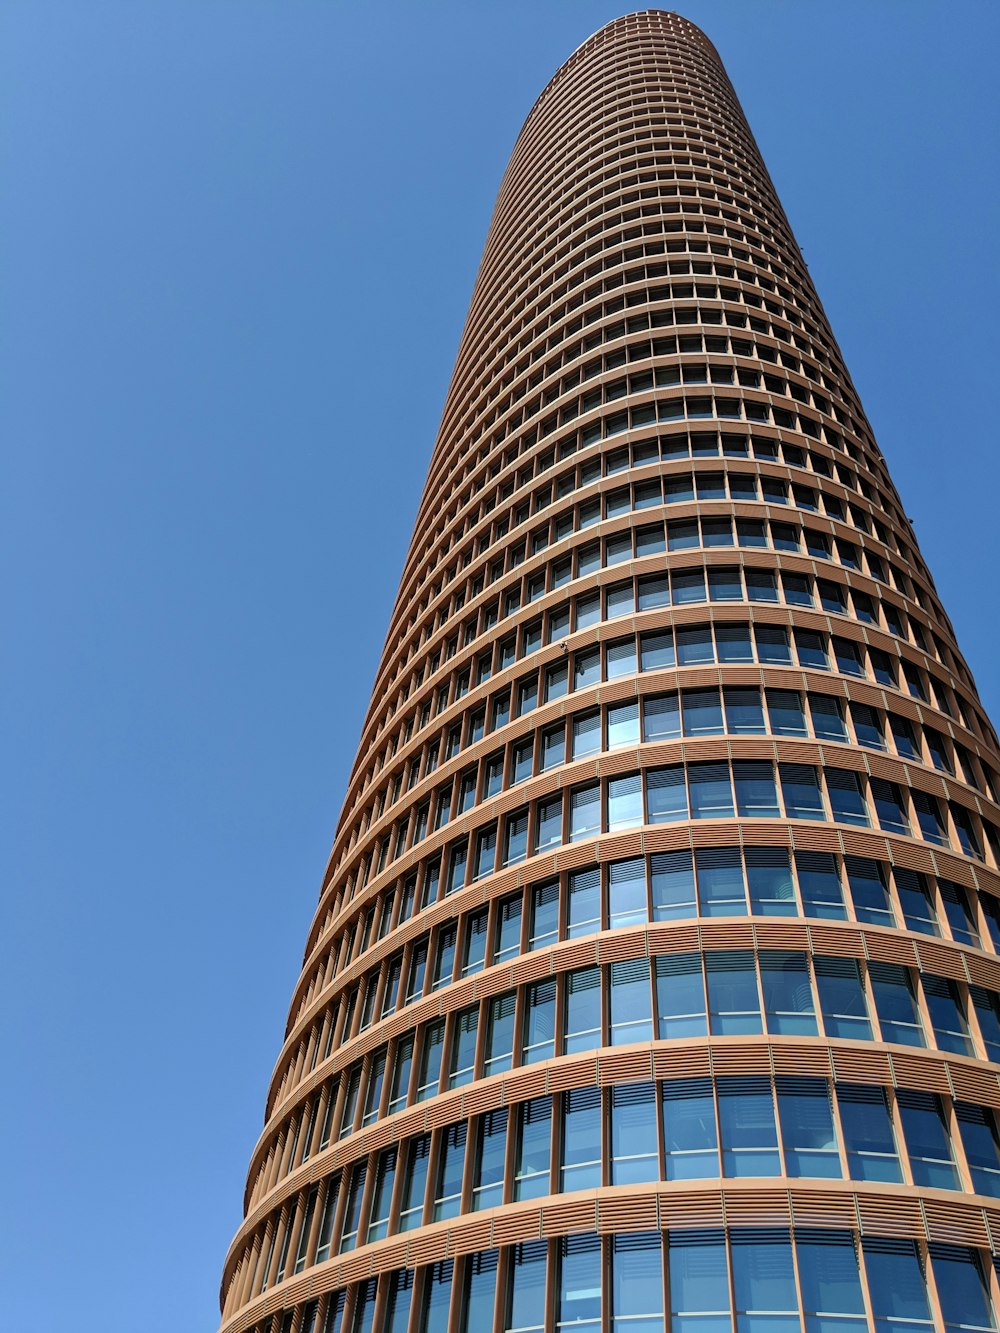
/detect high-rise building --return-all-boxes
[217,13,1000,1333]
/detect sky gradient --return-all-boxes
[2,3,998,1330]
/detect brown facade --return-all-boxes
[217,13,1000,1333]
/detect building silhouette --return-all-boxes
[217,13,1000,1333]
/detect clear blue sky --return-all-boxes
[2,3,997,1330]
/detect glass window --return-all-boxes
[862,1239,932,1333]
[850,703,884,750]
[558,1234,602,1333]
[561,1086,602,1190]
[433,1123,467,1221]
[647,765,688,822]
[890,714,919,759]
[609,857,648,929]
[522,979,556,1064]
[608,701,640,748]
[956,1104,1000,1197]
[607,638,638,679]
[776,1075,839,1176]
[504,810,529,866]
[575,647,600,688]
[780,764,824,820]
[367,1148,397,1242]
[922,974,973,1056]
[683,688,724,736]
[707,950,761,1034]
[417,1021,445,1102]
[462,1252,498,1333]
[513,1100,551,1202]
[512,740,534,783]
[731,1229,798,1333]
[755,625,792,663]
[353,1279,378,1333]
[826,770,869,826]
[761,951,817,1034]
[870,962,924,1046]
[362,1050,386,1125]
[747,847,795,915]
[677,623,714,663]
[494,894,522,965]
[644,692,681,741]
[572,711,601,759]
[529,881,559,952]
[652,849,696,920]
[389,1036,414,1114]
[870,778,909,835]
[314,1176,341,1265]
[796,851,846,918]
[747,569,779,602]
[718,1076,779,1175]
[837,1084,902,1183]
[662,1076,718,1179]
[767,689,807,736]
[386,1271,414,1333]
[506,1241,547,1333]
[810,695,848,743]
[940,880,979,947]
[484,992,516,1076]
[689,763,735,819]
[565,967,602,1054]
[696,846,746,916]
[717,625,754,663]
[641,629,675,670]
[406,941,429,1006]
[462,910,488,977]
[536,796,562,852]
[608,773,643,830]
[399,1134,431,1230]
[815,956,871,1040]
[734,760,779,817]
[929,1245,997,1333]
[894,868,938,936]
[656,953,707,1038]
[610,957,653,1044]
[846,856,894,928]
[541,724,566,770]
[725,687,766,734]
[669,1230,730,1333]
[568,867,600,939]
[420,1262,456,1333]
[611,1233,664,1333]
[897,1090,959,1189]
[795,1230,865,1333]
[448,1006,478,1088]
[570,784,601,840]
[611,1082,659,1183]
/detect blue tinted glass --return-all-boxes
[559,1234,601,1333]
[862,1239,931,1333]
[656,954,707,1039]
[732,1231,797,1333]
[838,1085,901,1182]
[662,1079,718,1179]
[930,1245,996,1333]
[718,1077,779,1175]
[707,952,762,1035]
[796,1231,865,1333]
[669,1231,730,1333]
[776,1077,839,1176]
[611,1233,664,1333]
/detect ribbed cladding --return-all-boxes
[218,11,1000,1333]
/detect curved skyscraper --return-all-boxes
[217,13,1000,1333]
